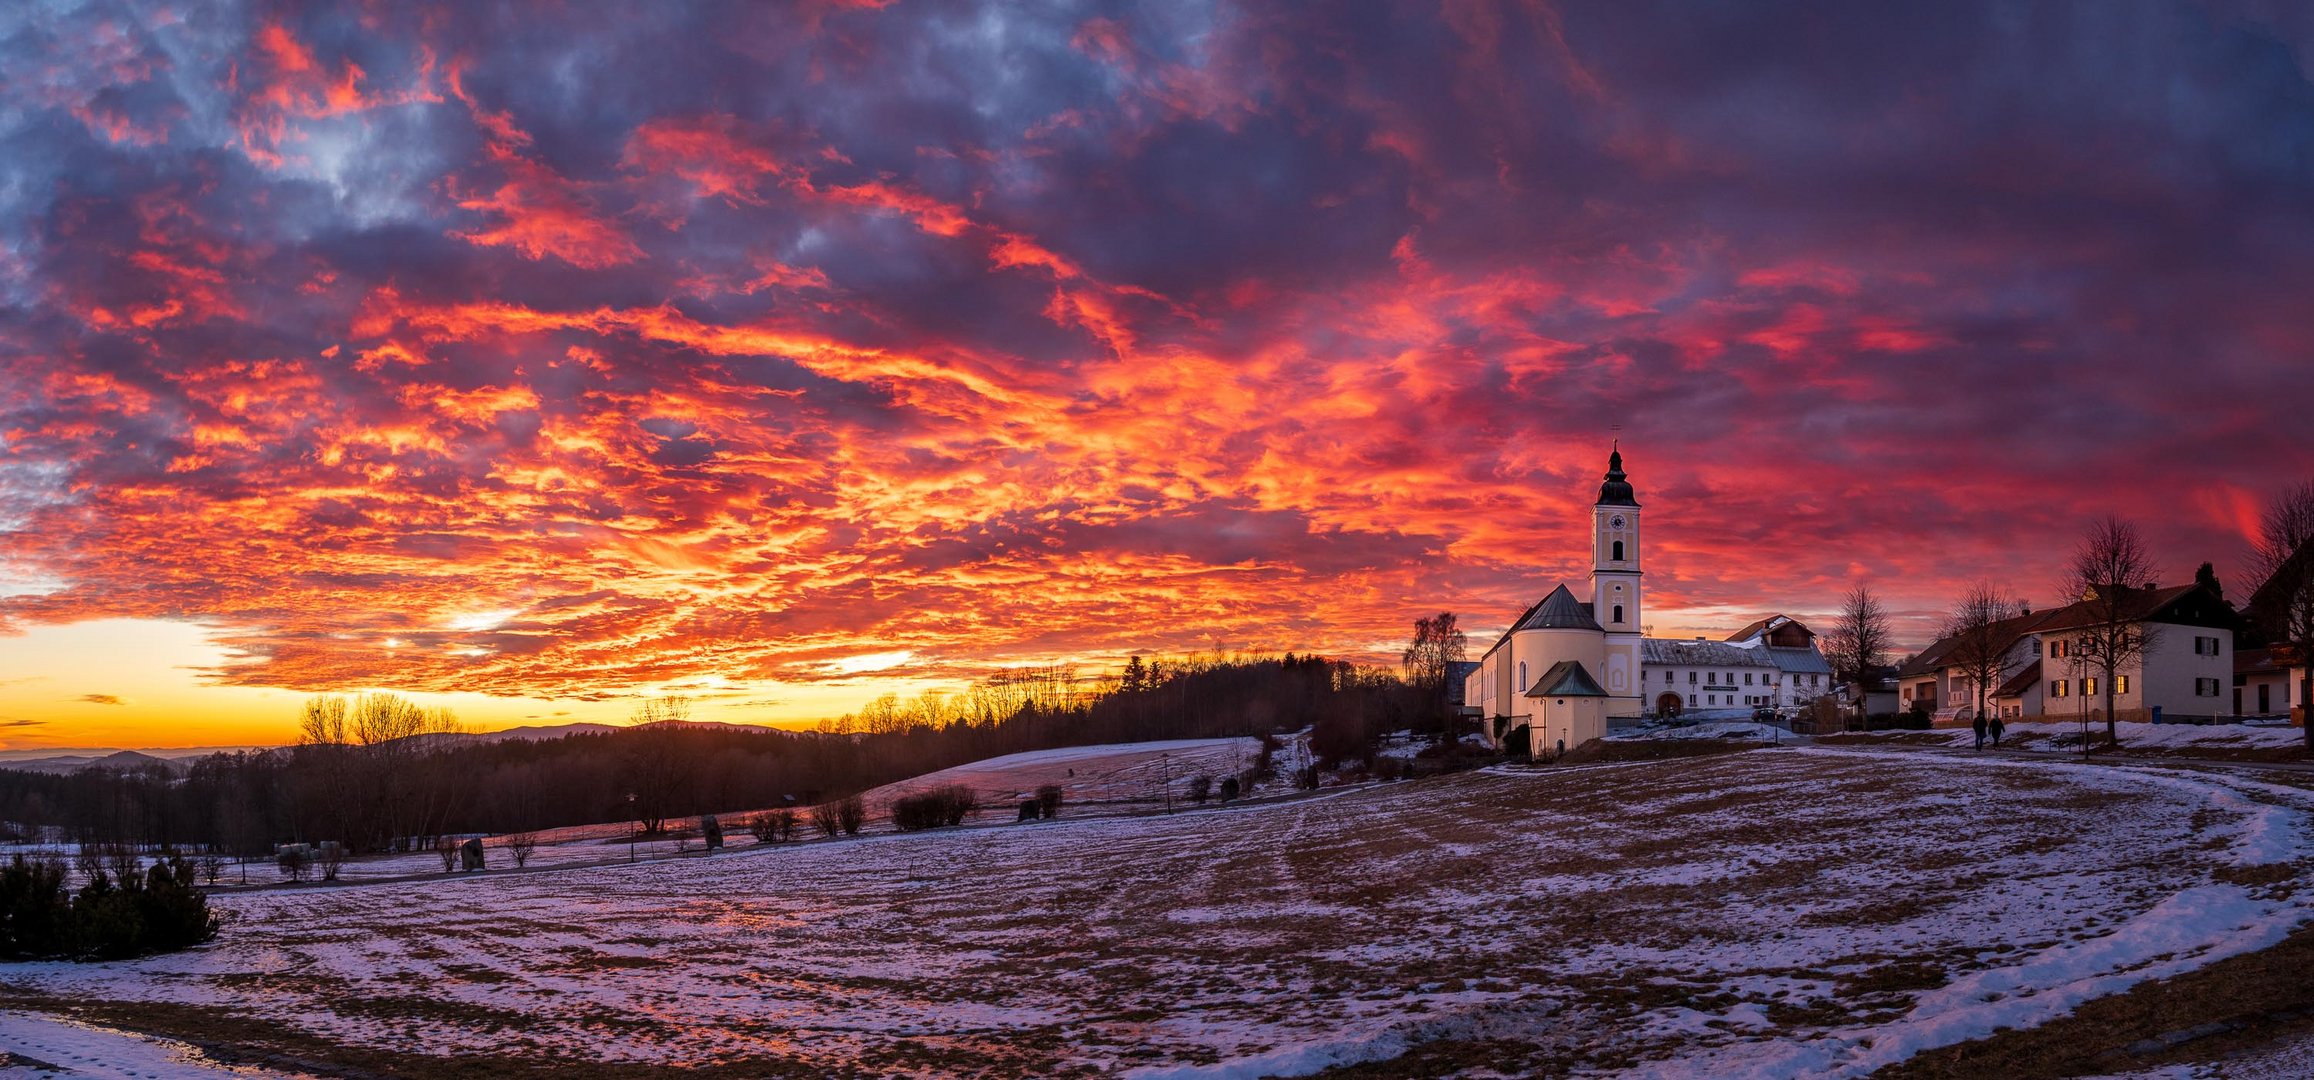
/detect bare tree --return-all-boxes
[2253,481,2314,752]
[1400,613,1468,695]
[622,696,693,834]
[835,794,865,836]
[2065,516,2161,744]
[1822,584,1893,685]
[505,832,538,868]
[1941,582,2023,725]
[296,693,462,853]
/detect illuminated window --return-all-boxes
[2116,675,2129,694]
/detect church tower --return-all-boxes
[1591,445,1644,716]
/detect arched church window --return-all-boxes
[1612,604,1624,623]
[1612,540,1624,561]
[1518,662,1528,690]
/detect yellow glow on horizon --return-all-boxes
[0,618,952,752]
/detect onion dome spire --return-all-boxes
[1596,442,1638,507]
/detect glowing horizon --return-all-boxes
[5,4,2312,751]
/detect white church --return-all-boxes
[1462,447,1834,756]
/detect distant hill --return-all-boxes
[0,750,191,776]
[449,719,796,746]
[0,721,798,770]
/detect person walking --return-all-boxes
[1990,714,2005,747]
[1972,713,1988,751]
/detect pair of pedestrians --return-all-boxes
[1972,713,2006,749]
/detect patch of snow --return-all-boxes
[0,1011,311,1077]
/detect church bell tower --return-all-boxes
[1591,445,1644,715]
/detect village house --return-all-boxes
[2241,537,2313,725]
[1724,614,1838,711]
[1641,638,1780,715]
[1897,582,2238,724]
[1895,608,2047,721]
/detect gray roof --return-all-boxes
[1760,645,1833,675]
[1482,583,1604,658]
[1525,660,1609,698]
[1519,584,1604,631]
[1641,638,1779,668]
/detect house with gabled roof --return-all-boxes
[1897,580,2239,723]
[1723,614,1837,712]
[2241,537,2312,725]
[1895,608,2047,721]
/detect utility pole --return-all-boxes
[626,793,637,863]
[1159,752,1174,813]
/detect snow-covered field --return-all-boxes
[15,737,1274,888]
[1839,720,2307,756]
[0,1010,309,1078]
[5,746,2312,1077]
[858,736,1268,808]
[1610,720,1790,742]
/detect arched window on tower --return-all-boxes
[1612,604,1624,623]
[1518,661,1528,691]
[1612,540,1625,561]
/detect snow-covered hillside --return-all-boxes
[7,747,2312,1076]
[858,735,1265,807]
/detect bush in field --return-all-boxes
[774,808,797,841]
[1218,776,1241,801]
[318,842,345,882]
[810,802,841,838]
[835,794,866,836]
[891,785,977,831]
[506,832,538,868]
[0,854,217,961]
[1293,764,1321,791]
[1186,775,1213,804]
[1035,784,1063,820]
[197,852,225,885]
[277,847,309,882]
[746,812,781,844]
[434,837,459,873]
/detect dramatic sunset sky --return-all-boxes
[3,2,2312,749]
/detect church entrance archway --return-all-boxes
[1655,693,1683,718]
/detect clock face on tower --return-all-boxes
[1609,515,1625,529]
